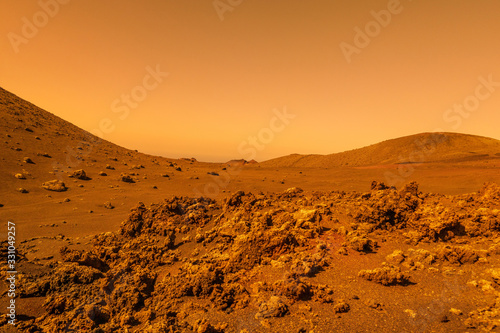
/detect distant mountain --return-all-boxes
[2,86,499,175]
[261,132,500,168]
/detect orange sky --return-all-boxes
[2,0,500,162]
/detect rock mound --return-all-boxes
[42,180,67,192]
[358,264,411,286]
[70,169,91,180]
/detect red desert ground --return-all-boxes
[1,87,500,332]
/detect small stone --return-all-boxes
[104,202,115,209]
[333,301,350,313]
[365,299,383,310]
[120,174,135,183]
[255,296,289,319]
[70,169,90,180]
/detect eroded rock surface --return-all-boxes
[3,182,500,332]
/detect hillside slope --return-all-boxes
[0,87,223,242]
[0,87,159,184]
[261,132,500,168]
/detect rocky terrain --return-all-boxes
[2,88,500,332]
[2,181,500,332]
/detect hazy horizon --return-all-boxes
[2,0,500,162]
